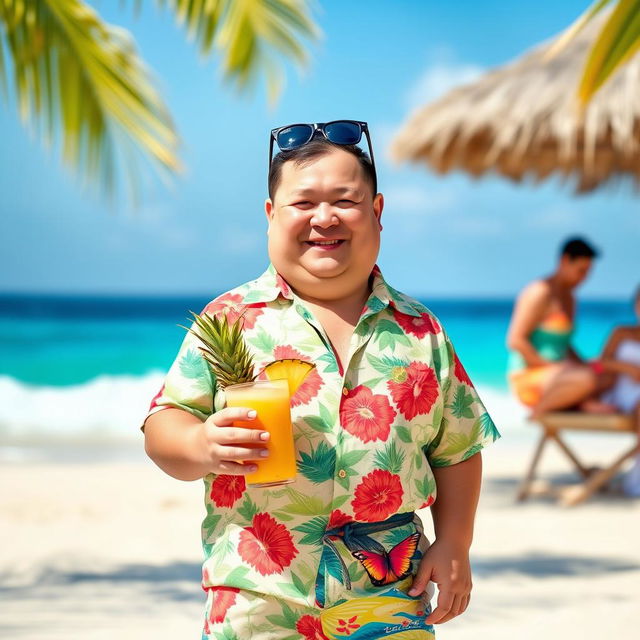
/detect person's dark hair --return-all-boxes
[560,236,599,260]
[268,138,377,200]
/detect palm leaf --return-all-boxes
[578,0,640,103]
[146,0,320,104]
[547,0,640,104]
[0,0,181,200]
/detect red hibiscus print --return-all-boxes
[340,385,396,443]
[238,512,298,575]
[327,509,353,530]
[203,293,265,330]
[388,362,439,421]
[393,309,441,338]
[206,586,240,626]
[296,614,330,640]
[275,273,292,299]
[351,469,404,522]
[418,495,435,509]
[454,353,473,386]
[273,345,322,406]
[210,475,246,508]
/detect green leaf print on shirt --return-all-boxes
[366,354,409,377]
[446,384,475,419]
[179,348,207,378]
[478,412,500,439]
[237,495,260,522]
[374,320,412,350]
[225,566,258,590]
[246,328,276,353]
[335,449,369,489]
[298,441,336,484]
[265,600,299,630]
[436,419,483,460]
[292,516,329,546]
[374,440,406,474]
[317,351,339,373]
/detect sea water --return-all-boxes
[0,293,634,454]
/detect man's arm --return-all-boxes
[409,453,482,624]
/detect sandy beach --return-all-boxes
[1,431,639,640]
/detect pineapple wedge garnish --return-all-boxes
[262,359,315,396]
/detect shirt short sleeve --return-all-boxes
[425,330,500,466]
[140,315,216,431]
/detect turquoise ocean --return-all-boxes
[1,293,634,450]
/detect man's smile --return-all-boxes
[304,239,346,250]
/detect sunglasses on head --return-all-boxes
[269,119,376,182]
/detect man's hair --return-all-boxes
[560,236,599,260]
[268,138,377,200]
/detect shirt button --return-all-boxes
[338,469,347,478]
[342,386,349,396]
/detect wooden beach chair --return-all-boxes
[517,412,637,506]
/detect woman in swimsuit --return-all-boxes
[597,286,640,495]
[507,237,612,419]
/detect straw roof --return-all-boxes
[390,13,640,193]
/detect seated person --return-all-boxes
[506,237,613,419]
[597,285,640,496]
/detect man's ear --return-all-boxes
[265,198,274,224]
[373,193,384,230]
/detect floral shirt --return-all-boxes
[142,264,500,635]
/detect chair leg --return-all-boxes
[560,445,638,507]
[549,432,591,478]
[517,432,548,502]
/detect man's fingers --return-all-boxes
[216,427,270,445]
[408,564,433,596]
[216,460,259,475]
[215,444,269,461]
[211,407,259,427]
[425,590,454,624]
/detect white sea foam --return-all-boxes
[0,374,528,442]
[0,372,166,441]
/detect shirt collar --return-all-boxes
[240,263,422,318]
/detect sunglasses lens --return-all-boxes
[324,121,362,145]
[276,125,314,150]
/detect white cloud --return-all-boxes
[526,205,583,230]
[383,183,455,216]
[404,54,484,111]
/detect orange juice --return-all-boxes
[224,378,296,487]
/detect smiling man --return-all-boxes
[142,120,500,639]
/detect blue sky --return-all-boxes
[0,0,637,299]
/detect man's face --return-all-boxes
[560,255,593,288]
[265,148,383,298]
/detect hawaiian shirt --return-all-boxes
[142,264,500,637]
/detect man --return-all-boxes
[143,120,499,639]
[507,237,611,418]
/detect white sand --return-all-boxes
[1,432,639,639]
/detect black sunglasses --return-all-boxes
[269,120,376,188]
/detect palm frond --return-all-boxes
[148,0,320,104]
[0,0,181,200]
[546,0,640,104]
[578,0,640,103]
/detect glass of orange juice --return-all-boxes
[224,378,296,487]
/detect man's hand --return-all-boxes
[197,407,270,475]
[409,539,472,624]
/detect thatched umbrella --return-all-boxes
[390,12,640,193]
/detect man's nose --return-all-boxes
[310,203,339,227]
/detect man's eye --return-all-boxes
[336,199,355,205]
[292,201,312,207]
